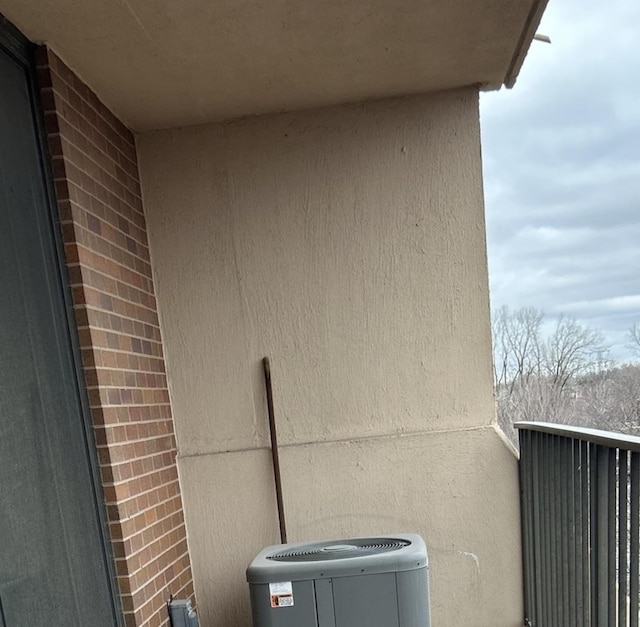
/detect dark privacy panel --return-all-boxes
[0,45,118,626]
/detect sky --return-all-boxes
[480,0,640,362]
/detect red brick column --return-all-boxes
[35,47,195,627]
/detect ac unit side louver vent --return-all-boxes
[266,538,410,562]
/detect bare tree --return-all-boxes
[492,307,616,445]
[575,364,640,435]
[542,315,610,390]
[493,308,609,392]
[627,323,640,358]
[492,306,543,391]
[496,376,569,444]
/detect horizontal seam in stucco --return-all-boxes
[177,424,496,459]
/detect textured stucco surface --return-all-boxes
[177,449,280,626]
[281,426,522,627]
[137,90,522,626]
[0,0,545,129]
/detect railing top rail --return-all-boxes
[515,421,640,452]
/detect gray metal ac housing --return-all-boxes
[246,534,430,627]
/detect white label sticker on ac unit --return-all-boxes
[269,581,294,608]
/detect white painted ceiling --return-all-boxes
[0,0,547,131]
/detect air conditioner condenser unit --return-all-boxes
[246,534,430,627]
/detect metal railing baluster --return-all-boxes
[520,429,536,626]
[567,437,576,626]
[619,450,628,627]
[580,439,590,627]
[630,452,639,627]
[608,448,617,625]
[533,430,544,624]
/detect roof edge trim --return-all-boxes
[503,0,550,89]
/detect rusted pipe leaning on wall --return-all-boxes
[263,357,288,544]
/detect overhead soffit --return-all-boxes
[0,0,547,131]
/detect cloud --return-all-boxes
[480,0,640,361]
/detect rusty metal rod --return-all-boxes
[263,357,288,544]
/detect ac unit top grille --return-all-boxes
[247,534,427,583]
[266,538,410,562]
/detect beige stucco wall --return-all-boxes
[137,89,522,627]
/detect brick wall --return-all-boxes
[35,47,195,627]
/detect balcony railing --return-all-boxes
[517,422,640,627]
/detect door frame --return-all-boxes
[0,14,124,626]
